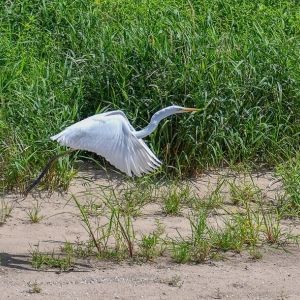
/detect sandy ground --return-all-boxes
[1,165,300,299]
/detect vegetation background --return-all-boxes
[1,0,299,191]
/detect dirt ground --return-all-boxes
[1,165,300,299]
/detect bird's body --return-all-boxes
[51,110,162,177]
[24,105,200,195]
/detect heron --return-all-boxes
[24,105,200,195]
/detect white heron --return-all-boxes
[24,105,200,195]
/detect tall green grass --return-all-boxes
[1,0,299,190]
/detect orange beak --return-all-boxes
[183,108,202,112]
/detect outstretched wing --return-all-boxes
[50,111,161,176]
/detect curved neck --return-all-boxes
[135,107,178,139]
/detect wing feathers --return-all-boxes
[50,112,162,177]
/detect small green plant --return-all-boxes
[83,198,104,216]
[118,182,153,217]
[72,194,102,254]
[138,220,166,261]
[74,238,95,258]
[167,275,182,287]
[154,219,166,236]
[139,234,160,261]
[172,241,191,263]
[191,179,226,211]
[111,210,135,259]
[229,180,261,205]
[0,199,14,224]
[60,241,74,256]
[260,208,282,244]
[230,208,261,247]
[160,183,194,216]
[172,211,212,263]
[276,154,300,216]
[30,243,74,271]
[210,220,245,253]
[26,201,45,223]
[249,247,263,260]
[155,275,183,287]
[27,281,42,294]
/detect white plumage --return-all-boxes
[50,106,200,177]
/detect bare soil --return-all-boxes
[1,165,300,299]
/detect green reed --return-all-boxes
[1,0,299,190]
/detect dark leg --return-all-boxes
[24,149,76,196]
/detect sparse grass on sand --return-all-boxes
[0,0,299,268]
